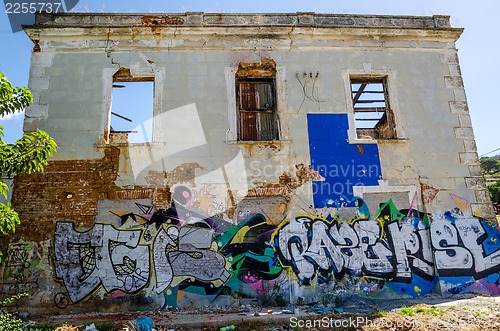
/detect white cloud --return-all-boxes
[0,112,24,144]
[0,110,24,121]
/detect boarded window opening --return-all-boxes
[236,78,278,141]
[351,78,395,140]
[110,78,154,144]
[235,58,279,142]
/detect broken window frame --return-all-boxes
[107,69,155,144]
[236,77,279,141]
[350,76,397,140]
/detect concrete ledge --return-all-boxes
[32,12,455,29]
[475,189,492,203]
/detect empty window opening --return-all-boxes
[110,74,154,144]
[351,78,395,140]
[237,78,278,141]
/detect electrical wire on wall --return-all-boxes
[296,71,324,113]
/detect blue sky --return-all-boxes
[0,0,498,156]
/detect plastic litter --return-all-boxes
[22,321,36,328]
[84,323,99,331]
[219,325,235,331]
[135,317,154,331]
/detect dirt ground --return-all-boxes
[16,292,500,330]
[356,293,500,331]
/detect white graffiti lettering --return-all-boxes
[54,222,230,303]
[153,227,177,293]
[275,216,404,285]
[387,221,434,280]
[54,223,149,303]
[431,217,474,274]
[277,211,500,286]
[431,216,500,278]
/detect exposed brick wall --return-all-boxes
[10,147,170,242]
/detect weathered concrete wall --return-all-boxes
[24,50,488,209]
[5,12,496,312]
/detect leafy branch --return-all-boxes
[0,72,32,117]
[0,130,57,177]
[0,71,57,242]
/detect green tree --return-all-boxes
[480,156,500,175]
[489,181,500,204]
[0,71,57,240]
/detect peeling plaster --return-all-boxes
[421,183,440,204]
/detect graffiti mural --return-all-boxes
[54,222,230,304]
[430,209,500,295]
[273,200,436,297]
[154,226,231,293]
[273,196,500,298]
[172,185,227,219]
[216,214,283,298]
[51,193,500,307]
[54,222,150,303]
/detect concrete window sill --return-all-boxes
[225,140,291,145]
[348,138,409,144]
[95,142,165,148]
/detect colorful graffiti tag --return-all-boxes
[274,199,500,297]
[274,201,435,296]
[430,209,500,295]
[53,196,283,307]
[52,195,500,307]
[217,214,282,298]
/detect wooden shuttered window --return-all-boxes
[237,78,278,141]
